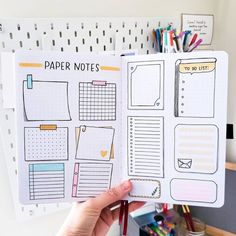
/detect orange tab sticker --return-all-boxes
[40,124,57,130]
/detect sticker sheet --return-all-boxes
[122,51,228,207]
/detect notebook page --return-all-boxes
[122,51,228,207]
[15,51,122,204]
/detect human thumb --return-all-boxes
[86,180,132,211]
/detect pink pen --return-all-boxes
[178,31,185,39]
[179,31,186,50]
[188,39,203,52]
[189,33,198,46]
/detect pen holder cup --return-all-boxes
[179,217,206,236]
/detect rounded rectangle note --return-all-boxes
[129,179,161,199]
[170,178,217,203]
[175,124,218,174]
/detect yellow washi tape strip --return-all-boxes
[100,66,120,71]
[19,63,43,68]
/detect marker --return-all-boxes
[177,36,183,52]
[182,31,191,49]
[152,29,158,51]
[149,223,166,236]
[178,31,185,40]
[142,226,158,236]
[166,23,172,31]
[188,39,203,52]
[183,31,191,52]
[189,33,198,46]
[154,214,165,224]
[163,203,168,214]
[169,31,175,53]
[120,52,135,56]
[178,31,186,50]
[166,222,176,229]
[156,28,162,52]
[163,30,168,53]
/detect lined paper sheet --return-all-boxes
[29,163,65,200]
[128,116,164,178]
[72,163,112,198]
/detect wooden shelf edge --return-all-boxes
[206,225,236,236]
[225,162,236,171]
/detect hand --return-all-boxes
[57,180,145,236]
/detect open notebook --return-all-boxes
[9,50,228,207]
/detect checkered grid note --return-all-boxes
[79,82,116,121]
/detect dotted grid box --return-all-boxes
[24,127,69,161]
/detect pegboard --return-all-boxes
[0,17,177,219]
[0,17,178,54]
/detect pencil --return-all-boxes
[185,205,195,232]
[182,205,191,231]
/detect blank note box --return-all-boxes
[170,178,217,203]
[23,80,71,121]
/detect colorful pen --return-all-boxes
[189,33,198,46]
[183,31,191,52]
[142,226,158,236]
[188,39,203,52]
[156,28,162,53]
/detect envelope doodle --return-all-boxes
[177,158,192,169]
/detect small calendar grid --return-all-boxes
[79,82,116,121]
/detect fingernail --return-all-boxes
[122,180,131,192]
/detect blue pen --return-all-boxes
[183,30,191,51]
[121,52,135,56]
[156,28,162,53]
[184,32,192,52]
[170,229,176,236]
